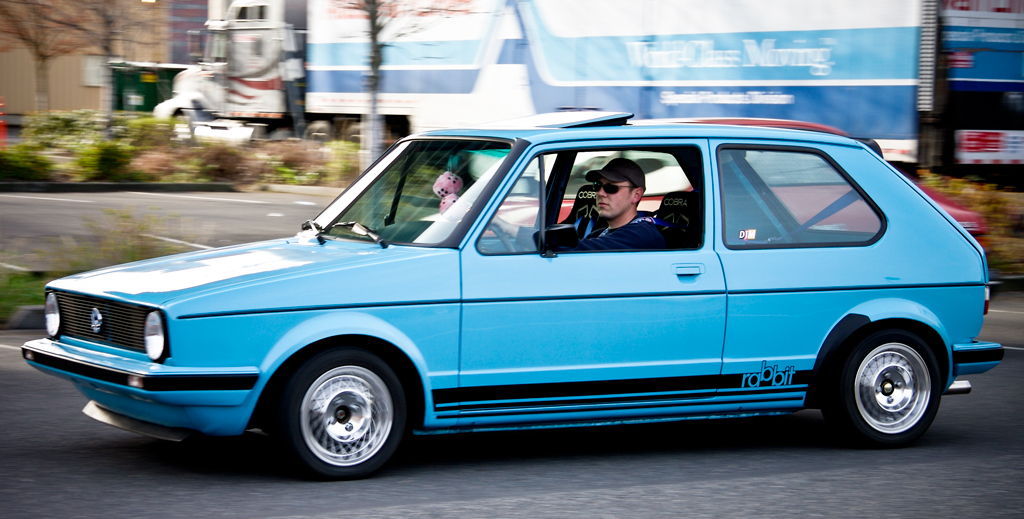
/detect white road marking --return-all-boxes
[267,213,285,217]
[0,344,23,351]
[0,194,93,203]
[0,261,30,272]
[125,192,268,204]
[294,201,316,206]
[141,234,214,250]
[989,309,1024,316]
[1003,346,1024,351]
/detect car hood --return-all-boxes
[47,238,461,318]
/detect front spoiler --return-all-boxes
[83,401,193,442]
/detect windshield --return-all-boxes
[324,140,512,246]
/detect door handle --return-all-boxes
[674,264,704,276]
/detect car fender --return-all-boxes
[843,298,950,348]
[806,298,950,408]
[257,311,430,385]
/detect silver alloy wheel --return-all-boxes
[854,342,931,434]
[300,365,394,467]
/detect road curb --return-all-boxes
[0,182,236,193]
[253,184,345,197]
[6,306,44,330]
[0,182,347,196]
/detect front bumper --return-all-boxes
[22,338,261,436]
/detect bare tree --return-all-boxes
[338,0,475,160]
[0,0,88,111]
[42,0,166,130]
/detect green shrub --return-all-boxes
[0,144,52,181]
[325,140,361,185]
[22,110,163,151]
[22,110,107,149]
[198,144,243,180]
[76,140,143,181]
[124,117,176,149]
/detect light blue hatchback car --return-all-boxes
[23,112,1004,478]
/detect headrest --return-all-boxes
[655,191,699,228]
[565,184,599,223]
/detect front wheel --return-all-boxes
[823,330,942,447]
[275,348,406,479]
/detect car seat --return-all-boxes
[655,191,701,249]
[560,184,607,239]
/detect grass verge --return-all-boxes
[0,272,51,326]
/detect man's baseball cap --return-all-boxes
[585,158,645,189]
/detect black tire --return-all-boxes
[274,348,407,479]
[304,120,333,142]
[822,329,942,447]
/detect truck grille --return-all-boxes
[54,292,150,353]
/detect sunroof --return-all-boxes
[475,111,634,129]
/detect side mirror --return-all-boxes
[187,30,204,61]
[541,223,578,256]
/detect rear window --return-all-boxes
[718,147,883,248]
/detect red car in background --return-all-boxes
[635,117,990,247]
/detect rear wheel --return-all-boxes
[275,348,406,479]
[823,329,942,446]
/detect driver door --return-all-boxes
[450,144,727,427]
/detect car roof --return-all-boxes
[417,112,863,148]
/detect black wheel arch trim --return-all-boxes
[247,334,427,433]
[805,314,951,408]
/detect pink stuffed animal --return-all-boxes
[433,171,464,214]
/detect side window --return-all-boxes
[479,147,704,255]
[563,150,692,214]
[719,148,883,248]
[477,155,553,255]
[558,148,702,250]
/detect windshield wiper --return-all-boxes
[330,221,388,248]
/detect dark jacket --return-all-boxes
[573,217,666,251]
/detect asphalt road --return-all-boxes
[0,190,337,271]
[0,295,1021,518]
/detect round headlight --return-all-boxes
[144,311,165,361]
[45,293,60,337]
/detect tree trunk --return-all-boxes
[34,56,50,112]
[101,53,113,138]
[367,0,384,162]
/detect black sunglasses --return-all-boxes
[594,182,634,194]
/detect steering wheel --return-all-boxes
[487,222,516,252]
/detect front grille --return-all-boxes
[54,292,150,352]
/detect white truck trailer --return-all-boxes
[160,0,950,164]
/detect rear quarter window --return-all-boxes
[718,147,884,249]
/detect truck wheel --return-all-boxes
[276,348,406,479]
[304,120,333,142]
[824,329,941,446]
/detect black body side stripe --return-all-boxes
[433,371,812,410]
[458,397,807,418]
[452,386,807,412]
[24,348,258,391]
[953,348,1005,364]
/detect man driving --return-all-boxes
[572,158,666,250]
